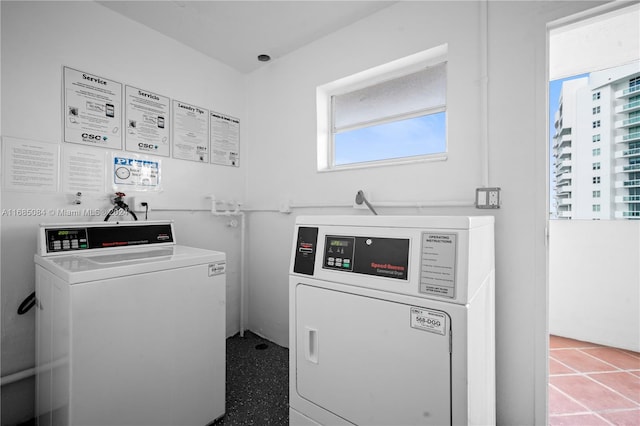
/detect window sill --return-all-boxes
[318,153,448,173]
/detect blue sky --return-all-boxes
[548,73,589,214]
[335,112,446,165]
[549,73,588,144]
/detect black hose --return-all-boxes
[104,202,138,221]
[18,291,36,315]
[121,202,138,221]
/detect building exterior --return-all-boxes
[552,62,640,219]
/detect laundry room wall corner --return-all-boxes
[1,2,247,424]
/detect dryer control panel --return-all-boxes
[291,216,494,304]
[293,226,318,276]
[323,235,409,280]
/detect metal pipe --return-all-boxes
[355,190,378,215]
[1,367,35,386]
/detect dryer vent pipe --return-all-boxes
[355,190,378,215]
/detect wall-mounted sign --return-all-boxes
[112,155,161,192]
[62,146,106,193]
[125,86,170,157]
[63,67,122,150]
[172,100,209,163]
[2,137,59,192]
[210,112,240,167]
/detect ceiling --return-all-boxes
[98,1,396,74]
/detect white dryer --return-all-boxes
[289,216,495,426]
[34,220,226,426]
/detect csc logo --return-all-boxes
[81,133,107,141]
[138,143,158,150]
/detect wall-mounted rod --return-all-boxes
[355,190,378,215]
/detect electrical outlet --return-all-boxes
[488,189,500,207]
[130,197,151,212]
[475,187,501,209]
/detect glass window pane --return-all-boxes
[334,112,446,166]
[333,63,446,131]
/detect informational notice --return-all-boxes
[172,100,209,163]
[63,67,122,149]
[419,232,457,298]
[62,146,106,193]
[113,155,161,192]
[125,86,170,157]
[2,137,58,192]
[210,111,240,167]
[410,307,448,335]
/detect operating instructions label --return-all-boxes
[420,232,457,298]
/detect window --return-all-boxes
[592,162,601,170]
[593,92,601,100]
[592,204,601,212]
[592,106,600,114]
[593,176,601,184]
[592,134,601,143]
[593,190,601,198]
[592,120,601,128]
[593,148,601,156]
[318,45,447,170]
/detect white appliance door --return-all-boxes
[69,263,225,426]
[295,283,452,426]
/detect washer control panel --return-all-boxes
[40,222,175,255]
[46,228,88,252]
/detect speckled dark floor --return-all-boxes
[14,332,287,426]
[212,331,289,426]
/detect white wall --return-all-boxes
[244,2,602,425]
[549,220,640,351]
[245,0,485,341]
[1,1,615,426]
[1,2,246,424]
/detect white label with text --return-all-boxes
[410,307,447,335]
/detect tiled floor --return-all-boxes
[549,335,640,426]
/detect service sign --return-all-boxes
[125,86,170,157]
[63,67,122,150]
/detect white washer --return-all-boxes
[34,220,226,426]
[289,216,495,426]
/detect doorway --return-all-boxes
[547,3,640,424]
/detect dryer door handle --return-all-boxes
[305,327,319,364]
